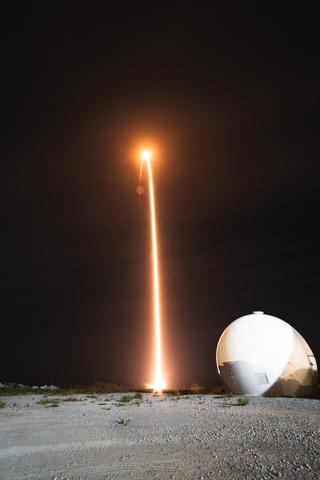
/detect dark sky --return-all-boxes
[1,2,319,388]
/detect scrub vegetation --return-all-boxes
[37,398,60,407]
[116,417,131,426]
[0,385,232,397]
[37,399,53,405]
[2,385,318,402]
[120,394,133,403]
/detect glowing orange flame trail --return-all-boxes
[141,151,166,393]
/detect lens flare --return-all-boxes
[140,150,166,393]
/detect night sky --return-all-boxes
[1,2,319,388]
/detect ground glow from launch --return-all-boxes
[140,150,166,393]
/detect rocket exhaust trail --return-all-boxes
[140,151,166,392]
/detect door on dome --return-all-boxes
[307,356,318,386]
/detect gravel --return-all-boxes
[0,393,319,479]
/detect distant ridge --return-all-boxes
[91,382,120,390]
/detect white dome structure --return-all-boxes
[216,311,318,396]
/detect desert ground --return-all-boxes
[0,391,319,480]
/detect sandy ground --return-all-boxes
[0,392,319,480]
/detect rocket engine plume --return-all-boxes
[140,150,166,393]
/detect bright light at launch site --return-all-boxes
[140,150,166,393]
